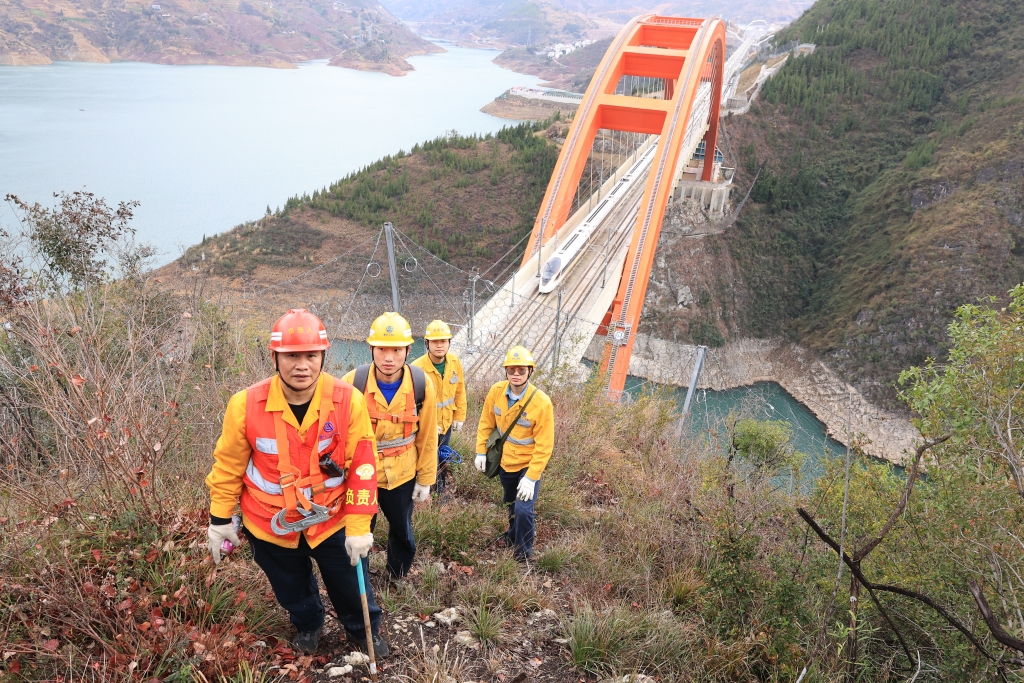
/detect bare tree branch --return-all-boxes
[854,435,951,562]
[796,508,918,668]
[969,581,1024,654]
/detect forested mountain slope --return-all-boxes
[721,0,1024,406]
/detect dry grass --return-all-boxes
[1,270,827,681]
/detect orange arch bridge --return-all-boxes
[520,14,727,399]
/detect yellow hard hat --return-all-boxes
[502,345,536,368]
[424,319,453,341]
[367,312,414,347]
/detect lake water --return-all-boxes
[0,46,539,262]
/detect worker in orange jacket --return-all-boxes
[205,309,389,657]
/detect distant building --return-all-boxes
[545,39,594,59]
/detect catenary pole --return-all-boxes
[384,222,401,314]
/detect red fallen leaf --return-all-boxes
[172,586,186,600]
[71,374,86,387]
[632,602,640,609]
[460,566,473,575]
[138,621,151,632]
[145,548,159,563]
[116,598,133,611]
[83,582,96,594]
[603,584,612,592]
[9,661,21,673]
[43,638,59,651]
[102,584,117,598]
[29,365,38,371]
[91,549,102,563]
[69,326,81,335]
[232,590,247,607]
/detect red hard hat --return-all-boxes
[269,309,330,352]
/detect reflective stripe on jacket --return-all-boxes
[342,366,438,490]
[412,352,467,433]
[205,373,377,549]
[474,381,555,481]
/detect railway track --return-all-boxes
[456,165,649,384]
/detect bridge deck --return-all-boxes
[452,161,649,386]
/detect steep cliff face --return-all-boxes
[640,203,747,350]
[640,0,1024,409]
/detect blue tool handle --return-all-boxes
[356,556,367,595]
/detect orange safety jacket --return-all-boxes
[238,374,376,547]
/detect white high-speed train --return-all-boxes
[538,145,658,294]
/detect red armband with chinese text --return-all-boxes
[343,438,378,515]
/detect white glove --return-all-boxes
[345,533,373,566]
[412,483,431,503]
[474,454,487,472]
[207,523,240,565]
[516,476,536,502]
[452,421,464,431]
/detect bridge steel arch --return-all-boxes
[520,14,726,399]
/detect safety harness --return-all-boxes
[244,376,351,536]
[352,364,425,458]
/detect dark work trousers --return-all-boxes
[370,477,417,578]
[498,467,541,560]
[435,426,452,497]
[245,528,381,638]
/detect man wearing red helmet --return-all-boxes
[205,309,389,657]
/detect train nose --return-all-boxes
[540,257,562,292]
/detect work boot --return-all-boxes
[347,631,390,659]
[293,627,322,654]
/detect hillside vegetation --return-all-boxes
[5,198,1024,680]
[0,0,441,71]
[720,0,1024,406]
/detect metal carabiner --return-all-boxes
[270,502,331,535]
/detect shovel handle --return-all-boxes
[355,559,378,682]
